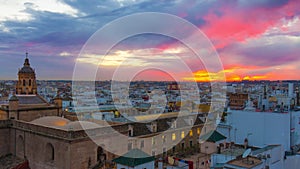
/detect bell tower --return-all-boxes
[16,52,37,95]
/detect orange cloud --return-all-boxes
[183,69,226,82]
[183,67,270,82]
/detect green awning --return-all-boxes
[112,149,154,167]
[199,130,226,143]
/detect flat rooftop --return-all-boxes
[218,144,259,157]
[225,156,262,169]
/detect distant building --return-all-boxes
[167,83,180,90]
[228,93,248,110]
[0,53,62,121]
[217,109,300,169]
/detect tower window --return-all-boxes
[23,80,25,86]
[29,79,31,86]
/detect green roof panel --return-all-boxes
[113,149,154,167]
[199,130,226,143]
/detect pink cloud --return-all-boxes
[200,0,300,49]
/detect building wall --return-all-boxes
[10,128,114,169]
[69,139,98,169]
[116,164,133,169]
[129,126,201,157]
[291,111,300,146]
[220,110,290,151]
[117,161,154,169]
[4,120,129,169]
[200,142,217,154]
[0,127,10,157]
[284,155,300,169]
[0,109,7,120]
[10,128,71,169]
[229,93,248,109]
[17,108,59,122]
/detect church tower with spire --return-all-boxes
[16,52,37,95]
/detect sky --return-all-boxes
[0,0,300,81]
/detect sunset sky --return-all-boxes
[0,0,300,81]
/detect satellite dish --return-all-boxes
[242,148,252,158]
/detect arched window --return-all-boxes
[23,80,25,86]
[16,135,24,158]
[29,79,31,86]
[45,143,54,162]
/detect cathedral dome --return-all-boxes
[31,116,70,127]
[18,58,35,74]
[19,66,35,74]
[63,121,100,130]
[16,52,38,95]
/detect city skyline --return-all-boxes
[0,0,300,81]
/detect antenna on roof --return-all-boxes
[26,51,28,58]
[242,148,251,158]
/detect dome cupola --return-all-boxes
[16,52,37,95]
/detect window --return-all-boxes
[162,135,166,143]
[140,140,144,149]
[172,133,176,141]
[189,130,193,137]
[128,125,133,137]
[181,142,185,150]
[189,140,193,147]
[152,151,156,156]
[23,80,25,86]
[128,129,133,137]
[197,128,201,135]
[29,79,31,86]
[45,143,54,162]
[181,131,185,139]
